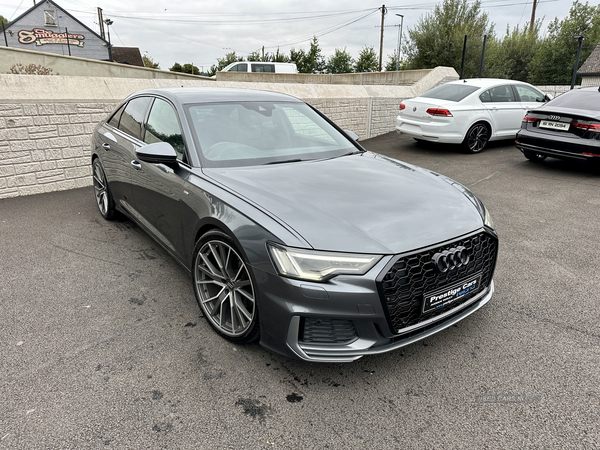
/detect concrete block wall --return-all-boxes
[0,101,118,197]
[0,66,459,199]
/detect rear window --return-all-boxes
[420,84,479,102]
[546,90,600,111]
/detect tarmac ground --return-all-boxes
[1,132,599,449]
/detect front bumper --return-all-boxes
[287,282,493,362]
[254,230,497,362]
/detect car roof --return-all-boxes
[128,87,303,105]
[446,78,533,89]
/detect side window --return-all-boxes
[107,104,126,128]
[229,63,247,72]
[514,85,545,103]
[488,85,516,103]
[144,98,186,162]
[251,64,274,73]
[479,90,492,103]
[118,97,152,140]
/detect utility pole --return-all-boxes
[105,18,113,62]
[529,0,538,33]
[396,14,404,71]
[97,8,105,39]
[378,5,386,72]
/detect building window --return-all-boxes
[44,10,57,26]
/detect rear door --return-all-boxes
[479,85,524,137]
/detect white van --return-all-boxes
[221,61,297,73]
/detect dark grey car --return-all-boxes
[91,87,498,362]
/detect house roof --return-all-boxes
[5,0,108,45]
[111,47,145,67]
[578,42,600,77]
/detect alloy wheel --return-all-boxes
[194,240,256,337]
[466,124,489,153]
[93,162,109,216]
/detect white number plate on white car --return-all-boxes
[539,120,569,131]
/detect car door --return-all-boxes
[129,97,189,262]
[513,84,547,116]
[98,97,152,210]
[479,85,523,137]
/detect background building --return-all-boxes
[3,0,110,61]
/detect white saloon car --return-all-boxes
[395,78,550,153]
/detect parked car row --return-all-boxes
[396,78,600,164]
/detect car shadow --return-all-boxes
[518,156,600,176]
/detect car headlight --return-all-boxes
[484,206,494,229]
[267,244,381,282]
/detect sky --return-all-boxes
[1,0,578,71]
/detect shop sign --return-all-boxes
[18,28,85,47]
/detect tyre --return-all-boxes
[463,123,490,153]
[92,158,116,220]
[192,230,259,344]
[523,150,547,162]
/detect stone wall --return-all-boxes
[0,101,118,197]
[0,66,459,199]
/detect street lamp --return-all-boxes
[395,14,404,71]
[570,34,584,90]
[104,18,113,62]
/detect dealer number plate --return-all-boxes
[539,120,569,131]
[423,275,482,313]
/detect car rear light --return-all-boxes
[399,103,406,111]
[572,122,600,132]
[426,108,453,117]
[522,114,538,123]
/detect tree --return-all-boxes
[528,0,600,85]
[169,62,183,72]
[142,52,160,69]
[325,47,354,74]
[304,36,325,73]
[404,0,494,78]
[207,51,244,77]
[484,23,541,81]
[385,49,408,71]
[354,46,379,73]
[182,63,200,75]
[0,14,8,27]
[289,47,307,72]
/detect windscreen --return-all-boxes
[420,84,479,102]
[186,102,356,167]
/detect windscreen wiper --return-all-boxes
[264,158,304,165]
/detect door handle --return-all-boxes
[102,142,110,151]
[131,160,142,171]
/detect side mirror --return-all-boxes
[136,142,178,165]
[544,94,553,102]
[344,130,360,142]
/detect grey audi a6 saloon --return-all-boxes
[91,87,498,362]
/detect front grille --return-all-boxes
[300,318,358,344]
[378,231,498,333]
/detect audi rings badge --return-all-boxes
[432,246,469,273]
